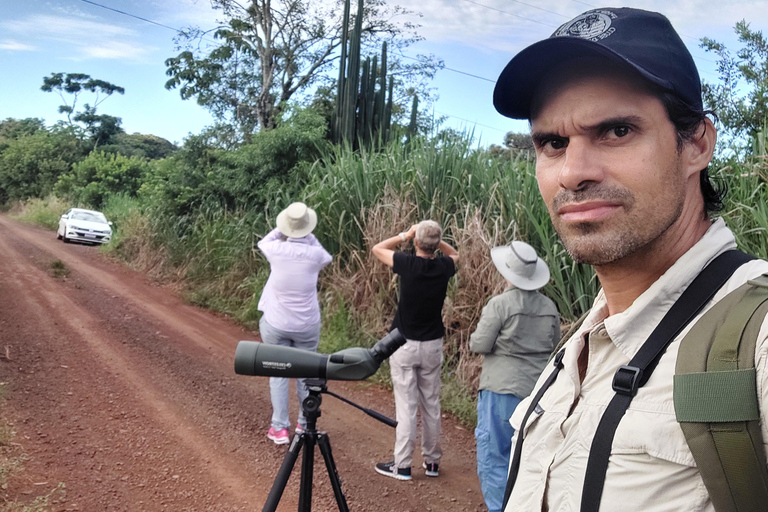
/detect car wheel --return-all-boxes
[57,233,62,240]
[62,235,69,243]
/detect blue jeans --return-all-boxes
[259,317,321,430]
[475,390,522,512]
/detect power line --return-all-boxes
[505,0,571,19]
[434,110,511,134]
[76,0,181,33]
[397,53,496,83]
[459,0,560,28]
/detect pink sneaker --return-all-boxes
[267,427,290,445]
[295,424,305,434]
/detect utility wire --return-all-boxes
[459,0,560,28]
[76,0,181,32]
[434,110,511,134]
[505,0,571,19]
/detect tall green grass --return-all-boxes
[9,196,69,230]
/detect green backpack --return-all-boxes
[674,273,768,512]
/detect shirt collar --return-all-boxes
[577,218,736,360]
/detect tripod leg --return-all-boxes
[317,433,350,512]
[262,434,305,512]
[298,433,315,512]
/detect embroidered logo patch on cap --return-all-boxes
[554,10,617,42]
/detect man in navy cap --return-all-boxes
[493,7,768,512]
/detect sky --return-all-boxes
[1,0,767,147]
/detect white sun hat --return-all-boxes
[276,202,317,239]
[490,241,550,291]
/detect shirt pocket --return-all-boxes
[612,403,695,466]
[605,404,711,510]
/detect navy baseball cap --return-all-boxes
[493,8,702,120]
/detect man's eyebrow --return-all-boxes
[586,115,644,132]
[531,115,645,143]
[530,131,562,145]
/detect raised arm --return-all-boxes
[372,225,417,268]
[439,240,460,266]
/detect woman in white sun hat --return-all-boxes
[257,202,332,445]
[470,241,560,512]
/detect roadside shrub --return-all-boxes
[9,195,69,230]
[0,128,83,204]
[54,151,150,209]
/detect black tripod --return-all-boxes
[262,379,396,512]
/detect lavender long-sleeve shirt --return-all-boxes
[257,228,332,332]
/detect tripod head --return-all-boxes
[301,379,396,431]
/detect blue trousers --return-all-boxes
[475,390,522,512]
[259,317,321,430]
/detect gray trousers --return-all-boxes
[389,337,443,469]
[259,317,321,430]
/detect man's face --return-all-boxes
[530,68,693,266]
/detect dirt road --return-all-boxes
[0,215,485,512]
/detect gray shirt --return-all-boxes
[469,286,560,396]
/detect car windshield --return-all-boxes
[71,212,107,223]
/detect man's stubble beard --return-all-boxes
[549,176,685,267]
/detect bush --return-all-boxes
[0,128,83,204]
[10,195,69,230]
[55,151,150,209]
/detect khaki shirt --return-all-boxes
[470,286,560,397]
[505,219,768,512]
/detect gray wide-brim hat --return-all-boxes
[490,241,550,291]
[276,202,317,239]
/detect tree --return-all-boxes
[701,21,768,142]
[41,73,126,148]
[100,133,178,160]
[0,127,84,203]
[54,151,150,208]
[165,0,441,142]
[488,131,534,162]
[0,118,46,154]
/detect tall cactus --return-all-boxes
[333,0,415,148]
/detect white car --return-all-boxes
[57,208,113,244]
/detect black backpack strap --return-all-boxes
[580,249,754,512]
[502,348,566,509]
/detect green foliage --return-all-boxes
[55,151,150,209]
[41,72,125,148]
[0,127,84,204]
[100,132,177,160]
[716,127,768,259]
[10,196,69,230]
[49,259,70,278]
[441,375,478,427]
[140,107,327,218]
[165,0,439,140]
[0,118,46,152]
[701,20,768,142]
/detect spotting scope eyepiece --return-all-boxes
[234,328,406,381]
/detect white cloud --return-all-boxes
[389,0,768,52]
[1,14,156,61]
[0,40,36,51]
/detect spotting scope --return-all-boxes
[234,329,406,381]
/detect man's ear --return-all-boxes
[682,117,716,178]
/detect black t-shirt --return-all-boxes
[390,252,456,341]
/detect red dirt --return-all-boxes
[0,215,486,512]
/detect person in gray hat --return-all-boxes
[257,202,332,445]
[493,6,768,512]
[469,241,559,512]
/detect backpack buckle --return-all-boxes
[613,365,642,396]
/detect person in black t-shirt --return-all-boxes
[371,220,459,481]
